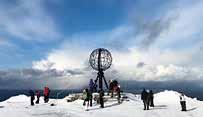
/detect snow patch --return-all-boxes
[6,95,29,103]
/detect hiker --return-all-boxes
[149,90,154,107]
[116,85,121,103]
[35,90,40,104]
[83,89,90,110]
[141,89,149,110]
[99,90,104,108]
[180,93,187,111]
[89,79,94,107]
[44,86,50,103]
[29,90,35,106]
[108,80,113,97]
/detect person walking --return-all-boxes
[35,90,40,104]
[149,90,154,107]
[141,89,149,110]
[44,86,50,103]
[29,90,35,106]
[83,88,90,110]
[180,93,187,111]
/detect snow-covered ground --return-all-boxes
[0,90,201,117]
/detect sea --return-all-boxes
[0,88,202,102]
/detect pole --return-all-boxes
[97,49,104,108]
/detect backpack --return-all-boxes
[83,91,87,99]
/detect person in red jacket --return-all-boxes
[35,90,40,104]
[44,86,50,103]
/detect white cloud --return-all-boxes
[32,43,90,71]
[32,0,203,85]
[0,0,60,42]
[152,1,203,49]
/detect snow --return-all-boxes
[0,90,202,117]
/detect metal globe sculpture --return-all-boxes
[89,48,112,108]
[89,48,112,71]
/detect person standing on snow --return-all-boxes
[44,86,50,103]
[108,80,113,97]
[141,89,149,110]
[116,85,121,103]
[83,88,90,110]
[149,90,154,107]
[99,89,104,108]
[29,90,35,106]
[180,93,187,111]
[89,79,94,107]
[35,90,40,104]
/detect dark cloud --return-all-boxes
[135,16,177,49]
[136,62,145,68]
[0,69,86,89]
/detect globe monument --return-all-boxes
[89,48,112,108]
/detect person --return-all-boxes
[99,90,104,108]
[44,86,50,103]
[35,90,40,104]
[29,90,35,106]
[116,85,121,103]
[108,80,114,97]
[83,88,90,110]
[180,93,187,111]
[93,80,98,92]
[141,89,149,110]
[149,90,154,107]
[89,79,94,107]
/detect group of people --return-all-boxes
[108,80,121,103]
[82,79,97,109]
[141,89,154,110]
[29,86,50,106]
[82,79,122,109]
[141,89,187,111]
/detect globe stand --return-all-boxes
[94,70,108,108]
[89,48,112,108]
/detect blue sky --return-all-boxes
[0,0,173,68]
[0,0,203,89]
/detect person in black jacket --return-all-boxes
[180,93,187,111]
[35,90,40,104]
[99,90,104,108]
[149,90,154,107]
[141,89,149,110]
[29,90,35,106]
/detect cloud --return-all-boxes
[32,45,90,71]
[0,0,60,42]
[0,38,11,47]
[152,1,203,49]
[133,16,176,49]
[32,0,203,81]
[0,68,90,89]
[1,0,203,89]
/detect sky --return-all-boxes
[0,0,203,89]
